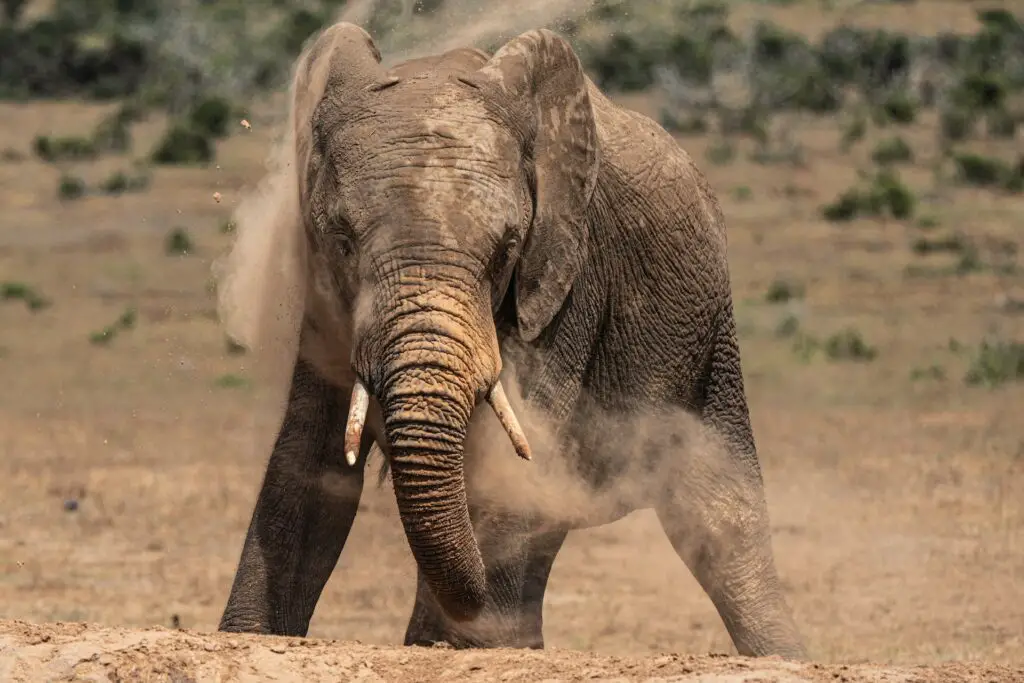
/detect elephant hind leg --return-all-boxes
[654,313,807,660]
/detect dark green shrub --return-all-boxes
[821,169,916,221]
[867,169,916,219]
[188,96,233,139]
[949,72,1008,110]
[876,92,917,124]
[821,189,862,222]
[748,22,841,113]
[34,135,96,162]
[151,124,213,165]
[1,281,49,311]
[165,227,194,255]
[58,174,86,200]
[952,152,1019,189]
[824,328,877,362]
[579,33,660,92]
[871,136,913,165]
[101,168,149,195]
[765,279,804,304]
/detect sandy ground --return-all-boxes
[2,2,1024,681]
[3,621,1024,683]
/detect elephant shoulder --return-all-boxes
[588,87,727,247]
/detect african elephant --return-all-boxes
[217,21,807,660]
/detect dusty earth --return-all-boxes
[2,1,1024,681]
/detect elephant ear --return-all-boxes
[292,22,387,228]
[462,29,601,343]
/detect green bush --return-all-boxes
[187,96,233,139]
[58,174,86,200]
[965,340,1024,387]
[151,123,214,165]
[765,279,804,304]
[165,227,194,255]
[821,169,916,222]
[953,152,1023,191]
[34,135,96,162]
[824,328,877,362]
[1,281,49,311]
[101,168,150,195]
[871,136,913,165]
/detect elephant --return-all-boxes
[217,21,808,660]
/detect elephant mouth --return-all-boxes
[341,375,532,467]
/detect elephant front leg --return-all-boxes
[655,318,807,659]
[219,358,367,636]
[655,474,806,660]
[403,513,568,649]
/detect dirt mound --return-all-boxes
[0,620,1018,683]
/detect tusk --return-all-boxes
[486,381,532,462]
[344,379,370,466]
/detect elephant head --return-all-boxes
[299,23,600,622]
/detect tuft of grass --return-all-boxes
[911,232,969,255]
[964,340,1024,388]
[165,228,195,256]
[824,328,877,362]
[214,373,250,389]
[88,306,138,346]
[910,364,946,381]
[1,281,50,311]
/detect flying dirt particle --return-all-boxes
[63,499,78,512]
[213,192,222,203]
[170,614,181,629]
[240,119,252,131]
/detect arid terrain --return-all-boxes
[2,1,1024,681]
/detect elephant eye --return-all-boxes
[493,233,520,274]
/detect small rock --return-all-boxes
[213,192,222,203]
[269,644,287,654]
[240,119,251,131]
[63,499,79,512]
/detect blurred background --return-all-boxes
[1,0,1022,666]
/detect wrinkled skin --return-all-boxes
[218,23,808,660]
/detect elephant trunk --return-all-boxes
[341,283,532,621]
[382,359,487,620]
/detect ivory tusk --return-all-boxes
[486,381,532,462]
[344,379,370,466]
